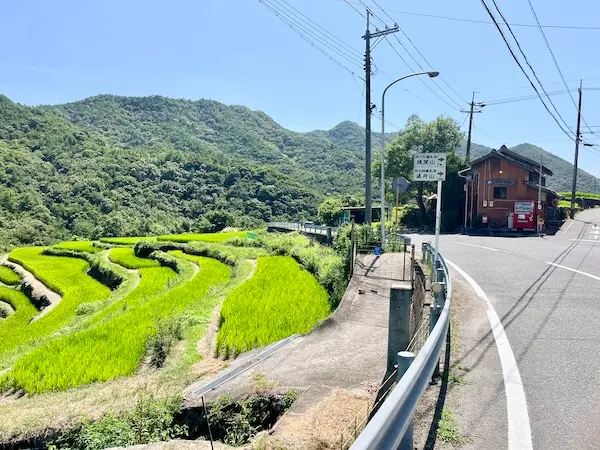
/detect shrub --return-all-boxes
[75,302,101,316]
[50,393,186,450]
[146,316,186,368]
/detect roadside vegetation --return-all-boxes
[217,255,329,357]
[0,265,21,285]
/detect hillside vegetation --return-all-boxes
[2,93,597,249]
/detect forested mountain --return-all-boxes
[49,96,364,195]
[0,95,317,248]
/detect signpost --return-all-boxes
[413,153,447,265]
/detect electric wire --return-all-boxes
[479,0,575,141]
[525,0,600,145]
[370,0,470,104]
[488,0,575,138]
[259,0,361,75]
[263,0,363,68]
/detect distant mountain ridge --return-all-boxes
[315,120,598,193]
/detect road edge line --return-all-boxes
[446,259,533,450]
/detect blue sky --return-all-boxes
[2,0,600,177]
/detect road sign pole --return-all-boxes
[433,179,443,266]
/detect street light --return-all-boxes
[380,71,439,246]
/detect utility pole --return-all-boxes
[460,92,484,230]
[461,92,485,163]
[362,11,399,225]
[570,80,583,219]
[538,153,543,236]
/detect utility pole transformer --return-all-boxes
[362,11,399,224]
[570,80,583,219]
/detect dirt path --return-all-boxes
[0,257,62,321]
[189,259,258,381]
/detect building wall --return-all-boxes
[469,157,546,228]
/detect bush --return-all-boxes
[50,393,186,450]
[147,316,186,368]
[75,301,101,316]
[0,302,12,318]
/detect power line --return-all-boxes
[489,0,575,137]
[259,0,362,75]
[369,0,470,105]
[363,0,467,108]
[483,88,576,105]
[264,0,363,67]
[350,6,600,31]
[479,0,575,141]
[346,0,468,112]
[525,0,600,145]
[276,0,363,58]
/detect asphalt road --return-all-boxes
[407,207,600,450]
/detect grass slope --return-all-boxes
[2,252,230,393]
[1,248,111,364]
[217,256,330,357]
[157,232,247,243]
[0,266,21,286]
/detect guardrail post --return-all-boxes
[436,267,445,283]
[397,351,415,450]
[421,242,427,262]
[387,283,413,373]
[327,227,333,242]
[429,303,442,380]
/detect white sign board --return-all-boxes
[413,153,447,181]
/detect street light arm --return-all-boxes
[379,70,439,246]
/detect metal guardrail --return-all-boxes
[350,243,451,450]
[268,222,338,237]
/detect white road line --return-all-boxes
[447,260,533,450]
[569,239,600,243]
[453,242,499,252]
[562,220,575,234]
[547,262,600,281]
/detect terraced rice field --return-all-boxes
[108,247,161,269]
[99,236,157,245]
[157,231,247,243]
[2,250,230,393]
[216,256,330,357]
[53,240,102,253]
[0,266,21,285]
[0,233,331,401]
[1,248,111,362]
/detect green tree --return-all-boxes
[317,197,343,226]
[379,114,465,228]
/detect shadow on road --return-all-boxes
[424,324,452,450]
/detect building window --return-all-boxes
[493,187,507,199]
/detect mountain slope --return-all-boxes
[0,95,318,248]
[49,95,364,195]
